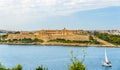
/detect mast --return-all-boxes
[105,48,109,62]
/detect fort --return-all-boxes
[7,28,89,41]
[2,28,116,47]
[34,28,87,35]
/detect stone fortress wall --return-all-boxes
[7,28,89,41]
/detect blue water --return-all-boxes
[0,45,120,70]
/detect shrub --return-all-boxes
[36,65,48,70]
[13,64,22,70]
[0,63,6,70]
[69,50,86,70]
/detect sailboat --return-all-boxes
[102,48,112,67]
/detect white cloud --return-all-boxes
[0,0,119,17]
[0,0,120,30]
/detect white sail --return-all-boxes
[102,48,112,67]
[105,48,109,62]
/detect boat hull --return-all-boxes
[102,62,112,67]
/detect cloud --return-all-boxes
[0,0,120,29]
[0,0,120,30]
[0,0,119,17]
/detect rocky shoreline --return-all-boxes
[0,42,118,47]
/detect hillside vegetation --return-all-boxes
[48,36,101,44]
[94,32,120,45]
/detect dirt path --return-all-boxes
[92,35,115,46]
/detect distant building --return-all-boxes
[0,32,7,35]
[96,30,120,35]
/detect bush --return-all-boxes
[69,62,85,70]
[36,65,48,70]
[48,38,100,44]
[11,64,22,70]
[7,38,44,43]
[0,63,6,70]
[69,50,86,70]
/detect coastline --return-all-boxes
[0,42,118,47]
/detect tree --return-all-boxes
[1,34,8,40]
[14,31,20,34]
[89,35,94,41]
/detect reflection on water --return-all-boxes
[0,45,119,70]
[102,66,112,70]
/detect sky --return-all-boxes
[0,0,120,31]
